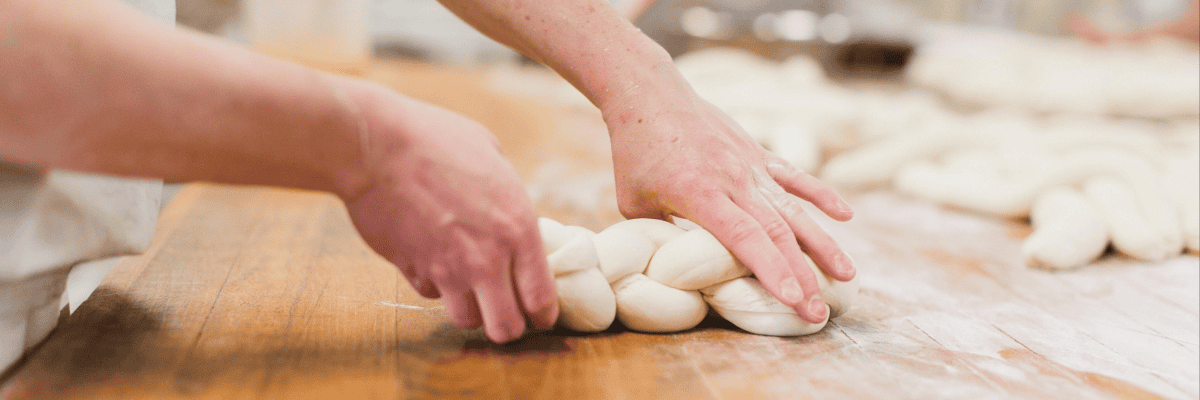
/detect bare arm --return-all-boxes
[0,0,559,343]
[438,0,857,324]
[0,0,374,198]
[436,0,682,118]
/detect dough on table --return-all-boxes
[644,228,751,290]
[538,217,860,337]
[1021,187,1109,270]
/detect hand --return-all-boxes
[340,87,557,343]
[605,93,855,324]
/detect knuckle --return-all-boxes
[774,195,803,217]
[725,218,762,247]
[761,218,794,243]
[724,165,752,188]
[522,281,558,310]
[427,263,453,283]
[511,219,541,245]
[668,171,707,193]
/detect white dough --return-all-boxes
[554,268,617,332]
[543,217,858,337]
[544,226,598,276]
[604,218,686,248]
[807,255,859,318]
[537,217,571,254]
[592,225,656,283]
[762,122,821,173]
[672,217,703,231]
[1085,178,1173,261]
[1021,188,1110,270]
[894,149,1182,245]
[645,229,751,290]
[611,273,708,333]
[821,122,969,190]
[701,277,826,336]
[1165,155,1200,254]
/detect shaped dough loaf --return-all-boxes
[539,218,616,332]
[539,218,860,337]
[612,273,708,332]
[645,229,751,290]
[1084,178,1176,261]
[1021,187,1109,270]
[701,277,826,336]
[1166,155,1200,254]
[701,256,857,336]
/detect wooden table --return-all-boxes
[1,61,1196,399]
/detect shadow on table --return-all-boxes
[0,287,164,397]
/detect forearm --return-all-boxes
[0,0,380,198]
[437,0,693,120]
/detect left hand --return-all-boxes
[604,92,856,324]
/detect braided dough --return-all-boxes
[540,218,859,336]
[821,106,1198,268]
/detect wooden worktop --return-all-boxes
[1,61,1195,399]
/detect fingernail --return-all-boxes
[533,301,559,330]
[781,277,803,305]
[838,200,854,214]
[838,254,856,277]
[807,296,828,320]
[507,321,526,342]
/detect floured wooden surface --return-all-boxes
[0,62,1195,399]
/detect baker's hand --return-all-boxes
[606,94,855,324]
[341,89,557,343]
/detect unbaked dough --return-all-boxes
[644,228,751,290]
[538,218,860,337]
[539,218,616,332]
[1021,187,1109,270]
[612,273,709,332]
[1084,178,1175,261]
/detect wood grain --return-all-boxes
[1,62,1195,400]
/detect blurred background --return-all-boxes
[174,0,1199,264]
[177,0,1195,69]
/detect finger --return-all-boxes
[734,188,829,324]
[509,225,559,330]
[685,195,826,324]
[773,192,857,282]
[397,260,442,299]
[443,229,527,343]
[474,279,527,344]
[766,161,854,221]
[443,289,483,329]
[411,275,442,299]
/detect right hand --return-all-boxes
[339,84,557,343]
[604,92,855,324]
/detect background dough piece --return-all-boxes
[1085,178,1173,261]
[1021,188,1110,270]
[895,148,1183,236]
[645,229,752,290]
[611,273,707,333]
[554,268,617,332]
[1165,155,1200,254]
[821,125,969,190]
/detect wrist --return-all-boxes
[588,39,690,112]
[324,78,398,202]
